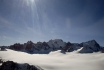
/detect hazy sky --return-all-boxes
[0,0,104,46]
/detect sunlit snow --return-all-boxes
[0,49,104,70]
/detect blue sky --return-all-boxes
[0,0,104,46]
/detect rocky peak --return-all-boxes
[79,40,101,53]
[0,61,43,70]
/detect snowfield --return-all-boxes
[0,49,104,70]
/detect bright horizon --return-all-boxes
[0,0,104,46]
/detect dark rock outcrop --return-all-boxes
[63,42,72,52]
[0,58,3,64]
[42,42,50,50]
[0,61,43,70]
[25,41,34,52]
[68,43,81,52]
[0,46,7,51]
[9,43,24,51]
[101,47,104,53]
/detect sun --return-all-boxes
[23,0,36,6]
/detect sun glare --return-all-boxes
[24,0,36,6]
[30,0,34,3]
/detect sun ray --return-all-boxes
[22,0,41,37]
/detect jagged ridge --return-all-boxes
[3,39,102,53]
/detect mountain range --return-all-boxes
[0,39,104,70]
[1,39,104,53]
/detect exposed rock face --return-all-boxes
[9,43,24,51]
[0,47,6,51]
[68,43,81,52]
[63,42,72,52]
[31,41,50,52]
[47,39,66,49]
[0,61,43,70]
[25,41,34,52]
[42,42,50,50]
[34,42,44,51]
[101,47,104,53]
[0,58,3,64]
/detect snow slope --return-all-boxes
[0,49,104,70]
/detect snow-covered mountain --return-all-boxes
[6,39,102,53]
[79,40,101,53]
